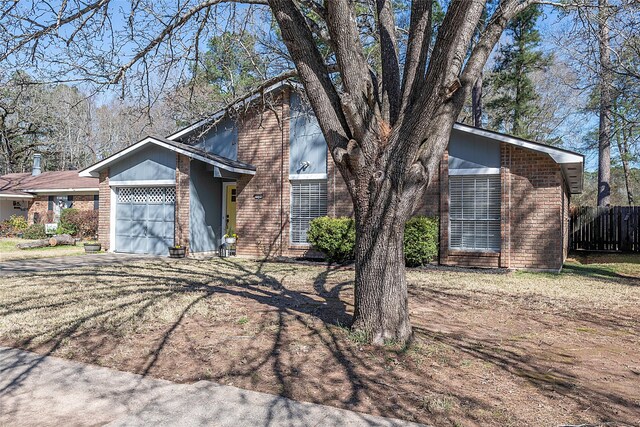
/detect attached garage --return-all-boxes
[114,187,175,255]
[80,135,256,256]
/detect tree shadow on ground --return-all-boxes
[0,258,638,426]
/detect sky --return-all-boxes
[2,1,605,170]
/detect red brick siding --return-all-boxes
[175,154,190,252]
[27,196,49,224]
[437,143,564,270]
[98,170,110,250]
[229,92,568,269]
[28,194,96,225]
[236,90,290,258]
[502,144,563,270]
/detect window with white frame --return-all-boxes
[290,180,327,244]
[449,175,501,251]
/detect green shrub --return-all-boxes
[404,216,439,267]
[58,209,98,238]
[57,208,79,235]
[23,223,47,239]
[8,215,28,231]
[308,215,439,266]
[307,216,355,263]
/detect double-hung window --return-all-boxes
[449,175,501,251]
[290,180,327,244]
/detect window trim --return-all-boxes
[289,179,328,246]
[448,174,501,253]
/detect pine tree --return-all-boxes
[486,5,550,139]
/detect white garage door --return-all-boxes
[115,187,175,255]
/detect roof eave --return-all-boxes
[452,123,584,194]
[0,193,34,199]
[79,136,256,178]
[21,188,99,194]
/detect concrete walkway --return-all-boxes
[0,253,157,275]
[0,346,422,427]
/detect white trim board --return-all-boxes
[0,194,34,199]
[21,188,99,194]
[109,180,175,187]
[448,168,501,176]
[109,186,116,253]
[452,123,583,164]
[79,136,256,178]
[289,173,328,180]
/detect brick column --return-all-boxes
[236,90,289,258]
[175,154,191,253]
[98,169,110,250]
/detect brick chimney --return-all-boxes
[32,154,41,176]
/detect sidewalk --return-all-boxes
[0,346,423,427]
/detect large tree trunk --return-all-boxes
[351,194,411,345]
[597,0,612,207]
[268,0,538,346]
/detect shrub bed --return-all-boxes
[23,224,47,240]
[308,215,439,267]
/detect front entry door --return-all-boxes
[224,184,237,235]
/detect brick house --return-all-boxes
[80,83,583,271]
[0,155,99,225]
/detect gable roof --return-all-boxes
[0,170,99,199]
[166,81,293,142]
[162,82,584,193]
[453,122,584,193]
[79,135,256,178]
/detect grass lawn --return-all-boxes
[0,238,84,261]
[0,254,638,426]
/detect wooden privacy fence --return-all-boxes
[570,206,640,252]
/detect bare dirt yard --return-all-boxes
[0,254,638,426]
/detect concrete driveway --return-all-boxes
[0,346,422,427]
[0,253,157,275]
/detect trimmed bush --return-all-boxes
[57,208,79,236]
[307,216,355,263]
[61,209,98,239]
[23,223,47,240]
[308,215,439,266]
[404,216,439,267]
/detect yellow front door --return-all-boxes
[225,184,237,234]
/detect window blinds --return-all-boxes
[290,180,328,244]
[449,175,501,251]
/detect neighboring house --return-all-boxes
[0,154,99,225]
[80,83,583,271]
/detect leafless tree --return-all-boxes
[2,0,561,344]
[550,0,640,206]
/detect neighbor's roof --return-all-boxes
[79,135,256,178]
[0,170,99,199]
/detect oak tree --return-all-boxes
[1,0,545,344]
